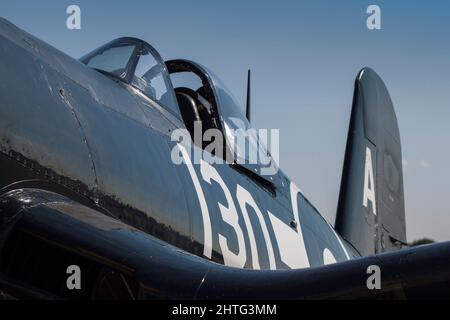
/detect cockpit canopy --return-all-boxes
[81,38,274,177]
[80,38,178,114]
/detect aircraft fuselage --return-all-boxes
[0,18,352,272]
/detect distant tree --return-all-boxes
[409,238,435,247]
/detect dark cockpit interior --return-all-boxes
[166,60,218,147]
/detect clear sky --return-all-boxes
[1,0,449,242]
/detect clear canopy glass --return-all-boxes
[205,68,273,170]
[81,38,179,115]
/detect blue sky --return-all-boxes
[1,0,449,242]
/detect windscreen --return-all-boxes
[82,42,136,79]
[81,40,180,116]
[206,69,273,170]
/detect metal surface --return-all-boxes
[335,68,406,256]
[0,18,351,270]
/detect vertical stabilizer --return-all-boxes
[335,68,406,256]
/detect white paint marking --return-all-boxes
[237,185,276,270]
[178,144,213,259]
[323,248,337,265]
[201,162,246,268]
[363,146,377,215]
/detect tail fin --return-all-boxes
[335,68,406,256]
